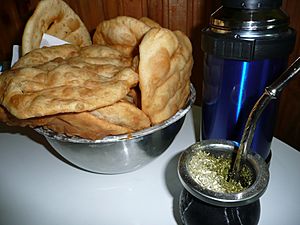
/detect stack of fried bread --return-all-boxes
[0,0,193,140]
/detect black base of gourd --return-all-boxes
[179,189,261,225]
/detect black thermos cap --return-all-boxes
[222,0,282,9]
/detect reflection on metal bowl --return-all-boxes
[35,84,196,174]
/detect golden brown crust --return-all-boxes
[44,112,134,140]
[0,102,149,140]
[0,105,51,127]
[93,16,151,56]
[0,45,139,119]
[91,101,150,131]
[138,28,193,124]
[0,66,138,119]
[45,101,150,140]
[22,0,91,55]
[139,17,161,28]
[13,44,80,69]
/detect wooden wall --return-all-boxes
[276,0,300,150]
[0,0,299,150]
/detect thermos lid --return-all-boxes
[201,27,296,61]
[222,0,282,9]
[201,1,296,60]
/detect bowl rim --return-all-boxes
[34,83,196,143]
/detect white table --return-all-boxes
[0,106,299,225]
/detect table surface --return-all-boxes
[0,106,299,225]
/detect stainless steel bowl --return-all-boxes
[35,84,196,174]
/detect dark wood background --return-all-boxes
[0,0,299,150]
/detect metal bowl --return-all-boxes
[178,140,269,207]
[34,84,196,174]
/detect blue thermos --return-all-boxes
[201,0,296,161]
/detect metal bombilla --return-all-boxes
[230,56,300,181]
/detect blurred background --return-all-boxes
[0,0,299,150]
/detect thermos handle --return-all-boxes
[230,56,300,181]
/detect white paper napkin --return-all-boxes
[39,33,69,48]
